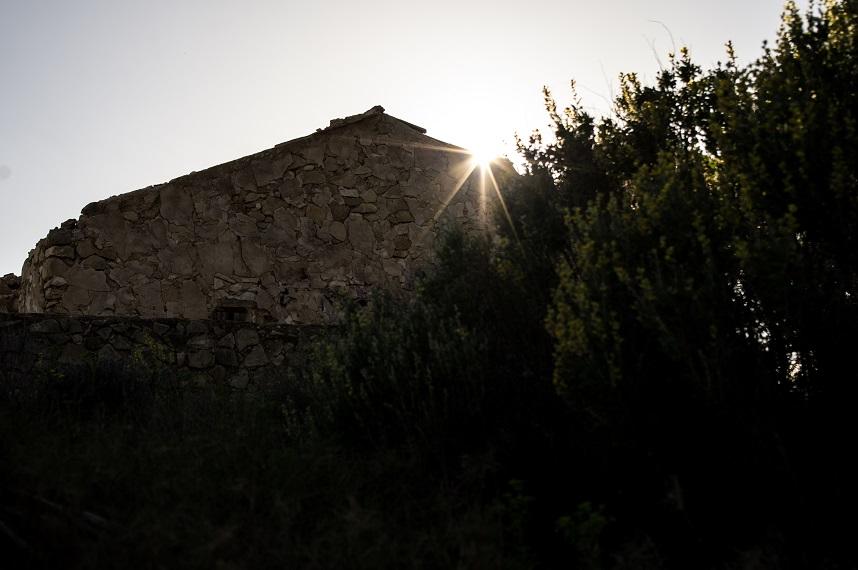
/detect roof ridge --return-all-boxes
[323,105,427,135]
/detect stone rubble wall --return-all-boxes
[0,313,322,391]
[0,274,20,314]
[18,109,492,323]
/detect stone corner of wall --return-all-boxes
[0,273,21,314]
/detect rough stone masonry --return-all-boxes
[0,313,320,391]
[13,106,504,324]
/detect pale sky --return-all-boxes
[0,0,804,276]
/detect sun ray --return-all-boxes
[432,160,478,223]
[329,134,471,156]
[327,133,514,245]
[491,157,518,177]
[409,142,471,155]
[479,162,487,226]
[485,164,520,244]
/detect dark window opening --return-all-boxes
[212,300,256,322]
[213,306,249,322]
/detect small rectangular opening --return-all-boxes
[213,306,249,322]
[212,300,256,322]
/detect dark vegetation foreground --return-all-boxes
[2,2,857,567]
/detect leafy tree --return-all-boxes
[528,0,858,563]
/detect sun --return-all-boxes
[465,133,505,171]
[420,133,518,241]
[469,146,497,170]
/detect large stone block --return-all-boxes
[346,216,374,254]
[253,153,293,186]
[240,239,270,276]
[198,241,235,276]
[64,266,110,292]
[160,185,195,225]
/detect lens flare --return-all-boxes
[326,133,517,240]
[469,147,497,169]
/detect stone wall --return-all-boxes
[18,106,497,324]
[0,313,322,391]
[0,274,20,313]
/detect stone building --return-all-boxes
[14,106,499,324]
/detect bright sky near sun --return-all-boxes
[0,0,806,276]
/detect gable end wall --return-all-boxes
[18,113,493,324]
